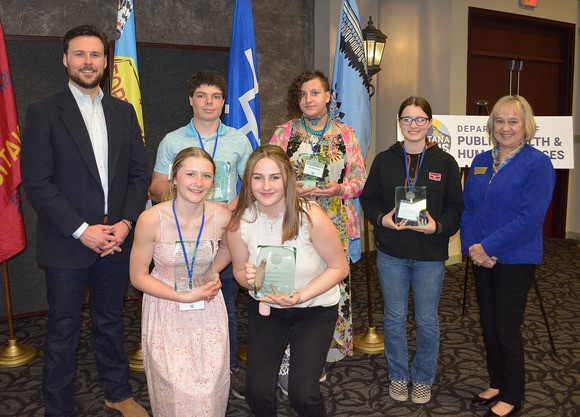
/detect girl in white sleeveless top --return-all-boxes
[227,145,348,417]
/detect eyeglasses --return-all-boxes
[399,116,430,126]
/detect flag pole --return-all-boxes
[352,216,384,353]
[0,261,38,367]
[113,0,145,372]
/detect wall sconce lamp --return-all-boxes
[362,16,387,96]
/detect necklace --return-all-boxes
[302,111,327,126]
[300,116,330,138]
[261,211,283,232]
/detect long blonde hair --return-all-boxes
[228,145,309,243]
[163,147,215,201]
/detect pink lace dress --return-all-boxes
[141,206,229,417]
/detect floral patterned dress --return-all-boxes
[271,118,367,361]
[142,206,229,416]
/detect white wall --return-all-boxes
[316,0,580,248]
[376,0,580,239]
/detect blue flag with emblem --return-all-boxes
[224,0,260,150]
[329,0,372,263]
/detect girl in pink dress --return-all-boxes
[130,147,232,417]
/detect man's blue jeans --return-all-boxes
[376,250,445,385]
[42,258,132,417]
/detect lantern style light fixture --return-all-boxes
[362,16,387,79]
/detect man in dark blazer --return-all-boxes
[21,25,150,417]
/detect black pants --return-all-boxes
[245,296,338,417]
[474,262,535,406]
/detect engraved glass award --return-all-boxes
[395,186,427,226]
[206,161,231,202]
[192,263,217,287]
[254,245,296,298]
[297,153,326,189]
[173,240,214,292]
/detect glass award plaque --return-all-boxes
[192,264,217,287]
[173,240,214,292]
[395,186,427,226]
[254,245,296,298]
[206,161,231,203]
[297,153,326,189]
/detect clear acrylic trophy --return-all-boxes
[206,161,231,203]
[395,186,427,226]
[254,245,296,298]
[174,240,214,292]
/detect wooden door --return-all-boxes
[467,7,575,239]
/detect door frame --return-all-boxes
[467,7,575,239]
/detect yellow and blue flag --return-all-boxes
[111,0,145,144]
[330,0,372,263]
[224,0,260,149]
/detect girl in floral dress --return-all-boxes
[270,70,367,369]
[130,147,232,416]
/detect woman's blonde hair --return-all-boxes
[163,147,215,201]
[228,145,309,243]
[487,95,537,147]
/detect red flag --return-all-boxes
[0,20,26,262]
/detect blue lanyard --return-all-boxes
[300,117,330,153]
[172,198,205,287]
[403,145,426,191]
[191,124,219,159]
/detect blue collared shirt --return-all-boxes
[154,119,253,203]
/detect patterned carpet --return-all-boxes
[0,238,578,416]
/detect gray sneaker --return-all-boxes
[389,380,409,401]
[277,347,290,396]
[411,383,431,404]
[319,366,327,382]
[230,366,246,400]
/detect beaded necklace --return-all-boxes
[300,115,331,153]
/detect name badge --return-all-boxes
[179,300,205,311]
[474,167,488,175]
[303,159,325,177]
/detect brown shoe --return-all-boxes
[104,397,149,417]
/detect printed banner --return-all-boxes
[397,115,574,169]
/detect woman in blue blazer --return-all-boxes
[461,95,555,417]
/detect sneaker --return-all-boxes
[389,380,408,401]
[319,366,327,383]
[230,366,246,400]
[277,348,290,396]
[411,383,431,404]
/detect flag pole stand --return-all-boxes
[127,343,144,372]
[353,217,384,354]
[0,261,38,368]
[237,345,247,362]
[127,294,144,372]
